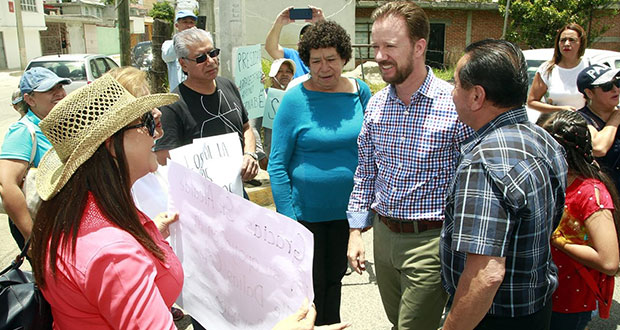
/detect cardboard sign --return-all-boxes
[233,44,265,119]
[167,162,314,329]
[168,133,243,196]
[262,88,285,129]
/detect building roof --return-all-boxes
[356,0,499,10]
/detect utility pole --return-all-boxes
[501,0,511,39]
[199,0,216,36]
[118,0,131,66]
[14,0,28,69]
[218,0,242,79]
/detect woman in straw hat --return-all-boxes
[30,74,182,329]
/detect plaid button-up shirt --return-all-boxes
[347,68,472,228]
[441,107,567,317]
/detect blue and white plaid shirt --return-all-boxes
[441,107,567,317]
[347,67,472,228]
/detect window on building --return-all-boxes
[21,0,37,12]
[355,20,374,62]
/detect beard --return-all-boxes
[379,57,415,85]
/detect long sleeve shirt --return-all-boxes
[347,68,472,228]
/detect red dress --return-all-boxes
[551,177,615,318]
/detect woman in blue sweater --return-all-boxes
[268,20,371,325]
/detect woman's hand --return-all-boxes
[153,212,179,239]
[272,299,351,330]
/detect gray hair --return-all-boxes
[173,27,214,59]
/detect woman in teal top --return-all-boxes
[0,68,70,251]
[268,20,371,325]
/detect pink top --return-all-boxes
[41,193,184,329]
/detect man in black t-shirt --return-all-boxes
[154,27,259,181]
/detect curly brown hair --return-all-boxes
[298,20,352,67]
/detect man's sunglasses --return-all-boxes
[121,112,156,137]
[184,48,221,64]
[594,78,620,92]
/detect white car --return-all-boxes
[523,48,620,122]
[25,54,119,94]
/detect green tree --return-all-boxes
[149,1,175,25]
[499,0,617,49]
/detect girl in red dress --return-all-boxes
[543,110,620,330]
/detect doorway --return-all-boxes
[427,23,445,69]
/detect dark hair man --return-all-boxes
[441,39,567,330]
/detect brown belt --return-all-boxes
[378,214,443,234]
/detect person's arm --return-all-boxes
[527,72,576,113]
[161,40,177,64]
[265,7,294,59]
[346,104,377,274]
[553,207,619,276]
[85,241,175,329]
[587,110,620,157]
[241,121,259,181]
[442,254,506,330]
[267,94,299,220]
[0,159,33,239]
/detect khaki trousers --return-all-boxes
[373,216,448,330]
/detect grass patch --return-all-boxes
[434,66,455,83]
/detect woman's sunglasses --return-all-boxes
[594,78,620,92]
[121,112,156,137]
[184,48,221,64]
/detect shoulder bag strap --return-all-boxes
[567,257,610,304]
[20,119,38,168]
[0,239,30,276]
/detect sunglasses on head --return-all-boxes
[185,48,221,64]
[593,78,620,92]
[121,112,156,137]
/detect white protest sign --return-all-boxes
[262,88,285,129]
[131,166,169,219]
[167,161,314,329]
[233,44,265,119]
[169,133,243,196]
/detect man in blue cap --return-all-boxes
[0,67,70,250]
[162,10,197,92]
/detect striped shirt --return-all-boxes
[441,107,567,317]
[347,67,472,228]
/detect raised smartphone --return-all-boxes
[289,8,313,20]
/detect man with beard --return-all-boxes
[346,2,472,329]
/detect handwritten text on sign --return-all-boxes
[168,162,314,329]
[262,88,285,129]
[168,133,243,196]
[233,44,265,119]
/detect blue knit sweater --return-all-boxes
[268,79,371,222]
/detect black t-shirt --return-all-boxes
[155,76,249,151]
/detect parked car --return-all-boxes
[523,48,620,122]
[132,41,153,71]
[25,54,119,94]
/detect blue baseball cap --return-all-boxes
[17,67,71,103]
[175,10,197,22]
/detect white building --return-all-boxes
[0,0,46,69]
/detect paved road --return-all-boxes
[0,69,617,329]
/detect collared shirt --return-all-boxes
[347,67,472,228]
[162,39,186,92]
[0,110,52,166]
[441,107,567,317]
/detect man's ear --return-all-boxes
[179,57,189,73]
[470,85,486,112]
[584,88,594,100]
[413,38,427,59]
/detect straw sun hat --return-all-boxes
[36,74,179,201]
